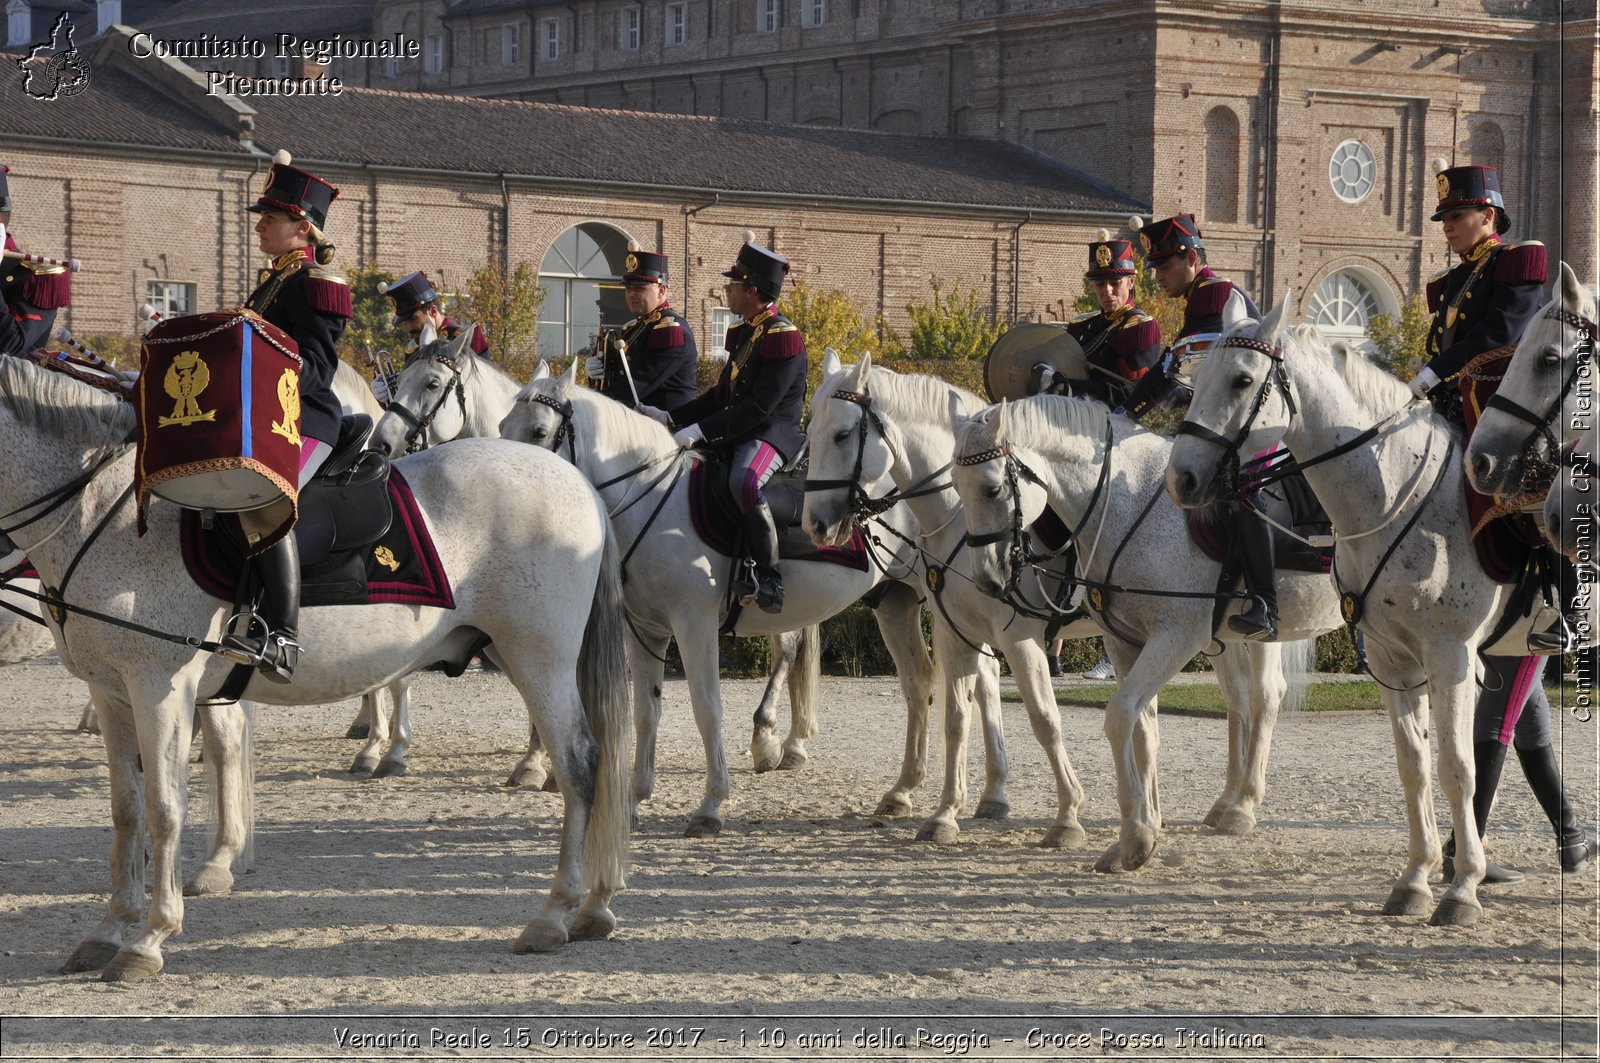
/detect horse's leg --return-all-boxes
[490,641,554,789]
[75,698,99,735]
[62,691,143,974]
[100,688,198,982]
[916,630,979,843]
[1096,634,1185,873]
[1427,647,1483,927]
[1367,639,1442,918]
[345,695,373,739]
[374,677,415,779]
[348,689,388,775]
[871,583,935,818]
[627,633,670,828]
[1009,639,1087,848]
[1204,644,1249,830]
[751,629,798,772]
[778,623,820,769]
[184,702,250,897]
[972,653,1011,819]
[1231,640,1288,834]
[678,623,732,837]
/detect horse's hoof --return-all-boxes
[372,760,408,779]
[1120,834,1157,870]
[512,922,568,954]
[1382,884,1433,917]
[777,749,809,770]
[61,940,119,974]
[1429,897,1481,927]
[348,756,377,775]
[101,948,163,983]
[569,909,617,942]
[751,735,781,773]
[344,722,371,739]
[915,819,959,844]
[684,816,722,838]
[973,800,1010,820]
[1040,824,1088,850]
[183,866,235,897]
[1094,842,1124,873]
[874,792,914,818]
[752,753,780,774]
[1210,806,1256,836]
[540,775,560,794]
[629,812,641,832]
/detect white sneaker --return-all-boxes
[1082,656,1116,681]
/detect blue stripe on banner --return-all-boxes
[239,320,254,458]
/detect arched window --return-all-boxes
[1204,106,1239,224]
[1469,121,1505,171]
[1307,268,1395,348]
[537,223,634,359]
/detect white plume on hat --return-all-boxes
[1127,215,1144,231]
[743,229,757,245]
[1431,157,1448,174]
[627,239,640,252]
[1094,228,1111,242]
[272,149,292,166]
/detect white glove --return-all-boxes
[1409,366,1442,400]
[673,424,705,448]
[585,354,605,378]
[0,223,7,250]
[638,404,671,426]
[370,375,391,403]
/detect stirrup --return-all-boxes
[1227,601,1278,641]
[1528,614,1579,655]
[219,614,301,683]
[739,569,784,614]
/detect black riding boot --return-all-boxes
[1226,507,1278,640]
[1516,742,1599,873]
[737,499,784,614]
[1442,739,1525,883]
[220,534,301,684]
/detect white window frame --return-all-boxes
[801,0,826,28]
[541,17,558,61]
[1328,139,1377,204]
[8,2,32,48]
[756,0,778,35]
[146,280,195,319]
[424,34,443,74]
[619,6,640,51]
[665,2,686,46]
[709,308,739,359]
[502,22,521,66]
[271,53,291,78]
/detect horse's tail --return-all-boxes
[578,516,631,894]
[789,624,822,742]
[1279,637,1315,716]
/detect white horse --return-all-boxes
[950,385,1333,871]
[1166,296,1510,926]
[805,352,1102,846]
[0,356,629,980]
[500,362,946,836]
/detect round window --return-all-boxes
[1329,140,1376,203]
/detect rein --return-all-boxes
[387,353,469,454]
[803,389,954,520]
[1478,305,1600,468]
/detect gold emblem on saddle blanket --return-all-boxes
[271,368,302,447]
[374,545,401,572]
[158,350,217,427]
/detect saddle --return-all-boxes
[1185,471,1334,575]
[688,449,869,572]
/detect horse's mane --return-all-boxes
[459,348,519,391]
[848,363,987,422]
[0,356,136,446]
[957,391,1124,461]
[514,377,677,454]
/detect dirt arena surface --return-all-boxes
[0,658,1595,1060]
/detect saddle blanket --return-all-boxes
[688,458,869,571]
[1,558,38,581]
[181,468,455,609]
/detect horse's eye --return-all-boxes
[1541,344,1563,367]
[834,429,852,445]
[531,427,548,442]
[985,484,1003,501]
[1232,373,1254,390]
[425,378,440,390]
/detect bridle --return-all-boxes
[518,389,579,465]
[385,352,468,455]
[1172,336,1296,498]
[803,389,948,522]
[1478,304,1599,465]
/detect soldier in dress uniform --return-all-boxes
[373,270,488,402]
[0,164,71,358]
[1121,212,1276,640]
[220,150,353,682]
[585,245,698,410]
[1409,162,1595,883]
[646,236,805,613]
[1033,230,1164,407]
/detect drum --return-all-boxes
[983,323,1089,402]
[135,309,303,517]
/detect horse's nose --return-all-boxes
[1468,450,1499,493]
[1170,467,1199,505]
[808,516,832,545]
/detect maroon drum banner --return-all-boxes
[136,309,303,553]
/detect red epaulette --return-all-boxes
[1494,241,1548,285]
[1118,316,1162,349]
[1185,277,1234,319]
[470,324,489,355]
[1425,271,1447,314]
[758,322,806,361]
[20,267,70,309]
[648,316,685,350]
[304,267,353,318]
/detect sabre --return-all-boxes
[614,337,643,408]
[4,249,80,272]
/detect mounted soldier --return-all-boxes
[643,235,805,613]
[0,163,71,358]
[372,271,487,403]
[586,244,698,411]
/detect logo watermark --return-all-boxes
[17,12,91,101]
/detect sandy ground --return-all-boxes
[0,658,1596,1061]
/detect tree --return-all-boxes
[888,280,1008,363]
[1364,293,1431,382]
[457,261,547,379]
[336,263,407,373]
[780,280,885,411]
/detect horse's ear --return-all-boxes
[946,389,966,430]
[449,324,476,359]
[532,360,550,381]
[1559,261,1594,320]
[1222,292,1250,333]
[850,350,873,392]
[822,347,842,378]
[997,397,1010,443]
[560,358,580,389]
[1260,290,1293,344]
[1329,339,1354,368]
